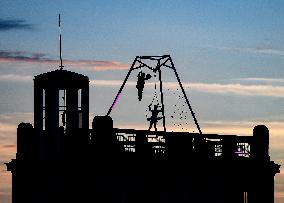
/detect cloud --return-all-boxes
[0,173,12,203]
[0,144,16,162]
[0,74,32,82]
[0,112,33,124]
[0,19,33,31]
[0,112,32,142]
[223,46,284,56]
[183,83,284,98]
[0,50,129,71]
[67,60,129,71]
[1,74,283,98]
[201,120,284,137]
[0,113,32,162]
[90,79,284,98]
[90,79,136,87]
[0,122,17,140]
[0,70,284,98]
[0,50,52,63]
[233,78,284,84]
[2,145,16,149]
[0,187,12,203]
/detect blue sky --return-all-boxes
[0,1,284,202]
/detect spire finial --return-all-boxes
[59,13,64,70]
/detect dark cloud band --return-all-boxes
[0,50,129,71]
[0,19,33,31]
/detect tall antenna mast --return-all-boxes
[59,13,64,70]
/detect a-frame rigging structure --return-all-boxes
[106,55,202,134]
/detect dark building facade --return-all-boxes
[6,69,280,203]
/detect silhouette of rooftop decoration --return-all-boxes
[107,55,202,134]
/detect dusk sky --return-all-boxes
[1,1,284,202]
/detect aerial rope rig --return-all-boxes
[106,55,202,135]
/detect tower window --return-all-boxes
[244,191,248,203]
[78,110,82,128]
[43,89,45,130]
[59,89,66,128]
[78,89,82,110]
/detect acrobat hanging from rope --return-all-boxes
[147,104,162,131]
[136,71,151,101]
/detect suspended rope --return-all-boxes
[145,74,160,119]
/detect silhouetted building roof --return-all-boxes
[5,58,281,203]
[34,69,89,88]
